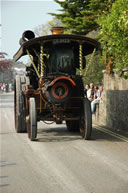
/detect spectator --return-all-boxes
[3,83,6,92]
[0,83,4,93]
[11,84,14,91]
[91,85,103,113]
[84,84,90,97]
[94,85,100,99]
[9,83,12,92]
[87,82,94,101]
[0,83,2,92]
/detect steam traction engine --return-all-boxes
[13,28,99,141]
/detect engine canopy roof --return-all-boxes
[13,34,100,62]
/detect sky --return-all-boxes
[0,0,62,62]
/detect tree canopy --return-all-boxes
[0,52,13,72]
[98,0,128,78]
[34,18,62,36]
[51,0,114,35]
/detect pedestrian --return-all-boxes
[84,84,90,97]
[91,85,103,113]
[87,82,94,101]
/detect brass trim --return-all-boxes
[40,46,44,76]
[79,44,83,76]
[26,49,40,78]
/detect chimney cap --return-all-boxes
[51,26,64,34]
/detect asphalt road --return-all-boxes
[0,93,128,193]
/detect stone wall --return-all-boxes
[93,74,128,131]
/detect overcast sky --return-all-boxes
[0,0,61,62]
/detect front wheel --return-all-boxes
[27,98,37,141]
[80,98,92,140]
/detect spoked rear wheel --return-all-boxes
[27,98,37,141]
[14,75,26,133]
[80,98,92,140]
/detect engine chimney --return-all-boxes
[51,26,64,35]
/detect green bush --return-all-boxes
[98,0,128,78]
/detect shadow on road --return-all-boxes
[35,125,126,143]
[36,126,81,143]
[91,127,128,142]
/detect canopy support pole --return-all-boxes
[79,44,83,76]
[26,49,40,78]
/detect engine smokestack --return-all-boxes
[19,30,35,45]
[51,26,64,35]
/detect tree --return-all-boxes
[33,18,62,36]
[0,52,13,72]
[50,0,114,35]
[98,0,128,78]
[33,24,45,36]
[83,51,105,85]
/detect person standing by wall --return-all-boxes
[91,85,103,113]
[84,84,90,97]
[87,82,94,101]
